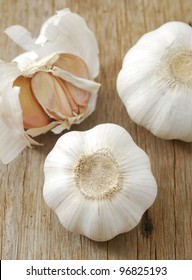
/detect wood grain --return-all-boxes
[0,0,192,260]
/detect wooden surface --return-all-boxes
[0,0,192,260]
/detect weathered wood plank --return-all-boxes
[0,0,192,259]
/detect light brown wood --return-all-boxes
[0,0,192,260]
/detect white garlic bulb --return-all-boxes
[43,123,157,242]
[0,9,100,164]
[117,22,192,142]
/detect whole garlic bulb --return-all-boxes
[117,22,192,142]
[0,9,100,164]
[43,123,157,242]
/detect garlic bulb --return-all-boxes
[117,22,192,142]
[43,123,157,242]
[0,9,100,164]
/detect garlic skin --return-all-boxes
[117,22,192,142]
[43,123,157,242]
[0,9,100,164]
[0,85,40,164]
[5,8,99,78]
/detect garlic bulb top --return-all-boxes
[43,123,157,242]
[0,9,100,164]
[117,22,192,142]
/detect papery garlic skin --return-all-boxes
[43,124,157,242]
[0,85,40,164]
[117,22,192,142]
[0,9,100,164]
[5,8,99,78]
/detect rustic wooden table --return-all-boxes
[0,0,192,260]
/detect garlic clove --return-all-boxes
[13,76,51,129]
[50,66,100,126]
[43,123,157,241]
[54,76,79,115]
[54,54,91,107]
[54,54,90,79]
[60,80,90,108]
[117,22,192,142]
[31,71,73,119]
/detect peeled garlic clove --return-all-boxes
[31,71,73,119]
[117,22,192,142]
[43,123,157,242]
[13,76,51,129]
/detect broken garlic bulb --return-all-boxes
[0,9,100,164]
[43,123,157,242]
[117,22,192,142]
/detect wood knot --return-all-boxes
[140,212,153,237]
